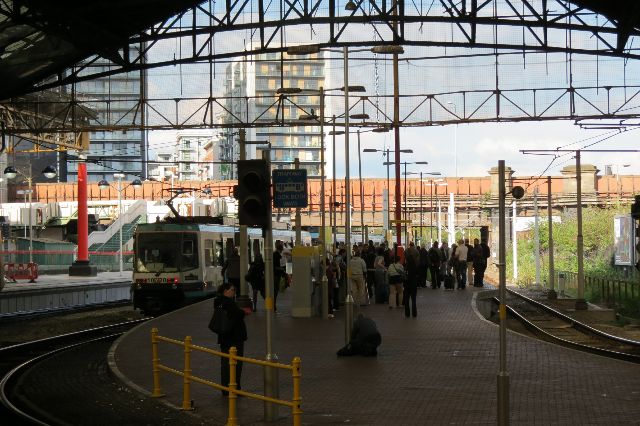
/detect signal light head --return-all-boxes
[511,186,525,200]
[237,159,271,227]
[243,171,263,192]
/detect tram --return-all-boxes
[131,217,310,314]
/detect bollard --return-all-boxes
[321,275,329,319]
[227,347,238,426]
[182,336,193,411]
[264,354,280,421]
[291,357,302,426]
[151,328,164,397]
[558,272,565,297]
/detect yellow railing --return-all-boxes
[150,327,302,426]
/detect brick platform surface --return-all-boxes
[110,286,640,425]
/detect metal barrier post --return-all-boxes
[149,329,303,425]
[227,347,238,426]
[321,275,329,319]
[558,272,565,297]
[182,336,194,411]
[151,328,164,397]
[291,357,302,426]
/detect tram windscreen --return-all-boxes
[135,233,198,273]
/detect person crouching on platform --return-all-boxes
[336,314,382,356]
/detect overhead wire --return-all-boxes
[523,126,640,192]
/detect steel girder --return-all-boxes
[2,0,640,139]
[2,83,640,134]
[6,0,640,95]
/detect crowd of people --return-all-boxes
[212,236,492,391]
[221,235,491,320]
[324,237,492,318]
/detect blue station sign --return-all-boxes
[272,169,308,208]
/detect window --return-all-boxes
[181,233,198,270]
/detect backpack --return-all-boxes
[245,262,265,289]
[482,244,490,259]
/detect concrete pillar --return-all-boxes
[489,166,514,196]
[560,164,599,196]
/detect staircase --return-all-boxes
[88,200,147,269]
[89,215,144,253]
[88,200,147,248]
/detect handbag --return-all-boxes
[208,307,233,335]
[388,264,406,284]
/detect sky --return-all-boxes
[148,118,640,179]
[144,3,640,181]
[349,119,640,179]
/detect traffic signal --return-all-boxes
[237,159,271,227]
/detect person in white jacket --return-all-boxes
[349,248,369,306]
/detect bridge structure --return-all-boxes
[8,163,638,238]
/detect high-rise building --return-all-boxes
[218,61,248,180]
[68,52,147,182]
[175,131,213,181]
[148,151,175,183]
[222,52,326,178]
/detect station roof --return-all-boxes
[0,1,639,101]
[0,0,203,100]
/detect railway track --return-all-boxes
[0,319,148,425]
[494,289,640,363]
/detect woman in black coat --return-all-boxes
[213,282,248,395]
[404,254,418,317]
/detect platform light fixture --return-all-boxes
[4,164,57,265]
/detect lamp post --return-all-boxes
[424,178,447,242]
[115,174,125,274]
[15,189,30,238]
[404,169,440,245]
[356,130,364,244]
[363,147,412,239]
[497,160,509,425]
[329,118,342,255]
[604,163,631,197]
[400,163,431,245]
[343,45,354,343]
[98,175,142,274]
[286,42,402,248]
[447,101,458,177]
[278,85,363,319]
[4,165,57,265]
[416,175,445,244]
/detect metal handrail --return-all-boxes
[150,328,302,426]
[556,270,639,307]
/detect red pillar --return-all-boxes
[69,162,97,276]
[77,162,88,261]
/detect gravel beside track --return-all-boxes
[11,338,207,426]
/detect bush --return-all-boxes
[507,205,633,285]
